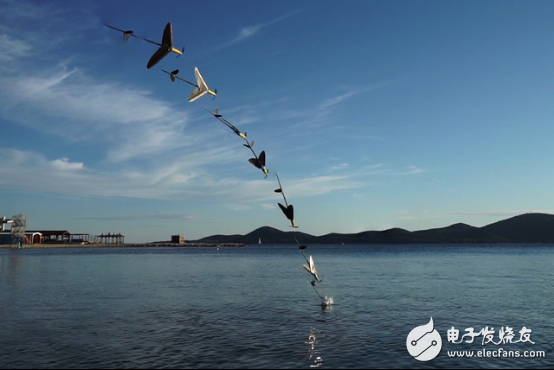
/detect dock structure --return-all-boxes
[94,232,125,244]
[1,214,124,245]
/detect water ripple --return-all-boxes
[1,245,552,368]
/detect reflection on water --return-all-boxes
[0,252,24,286]
[306,327,323,368]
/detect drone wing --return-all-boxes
[211,108,222,118]
[146,23,183,69]
[162,22,173,47]
[104,24,137,41]
[188,67,209,102]
[278,203,296,228]
[163,22,184,56]
[303,255,321,282]
[258,150,266,167]
[188,67,217,102]
[248,157,262,169]
[162,69,179,82]
[259,151,268,177]
[278,203,295,221]
[147,45,170,69]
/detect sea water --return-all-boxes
[0,244,552,369]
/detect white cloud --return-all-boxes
[51,157,84,171]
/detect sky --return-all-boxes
[1,0,554,243]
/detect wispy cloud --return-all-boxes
[258,84,387,142]
[329,162,350,171]
[396,210,554,225]
[0,0,98,52]
[322,162,423,182]
[221,12,298,47]
[80,214,197,221]
[0,147,240,200]
[279,175,363,198]
[0,56,412,200]
[0,62,204,162]
[395,165,424,176]
[0,0,63,22]
[0,40,283,203]
[364,164,425,178]
[225,204,253,211]
[0,34,33,63]
[0,1,416,210]
[318,82,393,111]
[2,64,77,109]
[319,91,359,110]
[449,210,554,218]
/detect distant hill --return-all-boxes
[411,223,507,243]
[198,226,318,244]
[193,213,554,244]
[481,213,554,243]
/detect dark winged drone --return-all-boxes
[245,143,268,178]
[204,108,246,139]
[162,68,217,102]
[104,22,184,69]
[205,108,268,178]
[274,173,297,228]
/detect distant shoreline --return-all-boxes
[0,242,248,249]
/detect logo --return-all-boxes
[406,317,443,361]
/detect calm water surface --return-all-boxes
[0,244,552,369]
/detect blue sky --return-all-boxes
[1,0,554,243]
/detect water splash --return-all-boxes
[321,296,334,306]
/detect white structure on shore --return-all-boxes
[0,214,26,246]
[1,216,14,231]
